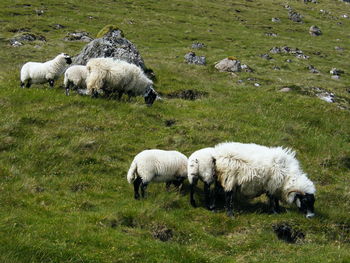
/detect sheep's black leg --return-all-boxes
[25,79,31,88]
[65,81,73,96]
[190,183,197,208]
[20,81,25,88]
[225,190,234,217]
[92,89,99,98]
[133,177,142,200]
[267,193,281,214]
[141,182,148,198]
[48,79,54,88]
[204,182,212,210]
[209,180,220,211]
[165,182,172,191]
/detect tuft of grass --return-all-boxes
[96,24,124,38]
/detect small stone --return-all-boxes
[295,54,309,59]
[215,58,241,72]
[286,59,292,63]
[331,75,340,80]
[270,47,281,54]
[330,68,344,75]
[265,32,278,37]
[51,24,65,29]
[335,46,344,51]
[184,52,206,65]
[191,42,205,49]
[35,9,44,16]
[10,40,22,47]
[254,83,261,87]
[289,10,303,22]
[64,32,93,42]
[273,66,281,70]
[309,25,322,36]
[272,18,281,22]
[260,54,272,60]
[341,14,349,18]
[308,65,319,73]
[280,87,292,92]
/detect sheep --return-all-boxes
[20,53,72,89]
[213,142,316,218]
[188,147,218,210]
[85,57,158,105]
[64,65,88,96]
[127,149,188,199]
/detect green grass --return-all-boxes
[1,0,350,262]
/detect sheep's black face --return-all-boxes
[144,86,157,106]
[65,57,72,64]
[295,193,315,218]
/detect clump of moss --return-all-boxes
[227,56,238,60]
[96,24,124,38]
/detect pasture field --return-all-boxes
[0,0,350,262]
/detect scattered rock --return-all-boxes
[265,32,278,37]
[331,75,341,80]
[191,42,205,49]
[215,57,241,72]
[279,87,292,92]
[166,89,208,100]
[270,47,281,54]
[152,225,173,242]
[10,33,46,46]
[71,182,90,192]
[317,91,335,102]
[51,24,65,29]
[273,223,305,243]
[241,64,253,73]
[260,54,272,60]
[64,31,93,42]
[309,26,322,36]
[330,68,344,75]
[286,59,293,63]
[304,0,317,3]
[184,51,206,65]
[35,9,44,16]
[73,27,152,77]
[335,46,344,51]
[308,65,319,73]
[273,66,281,70]
[8,27,30,33]
[289,10,303,23]
[295,54,309,59]
[254,83,261,87]
[165,119,176,127]
[271,17,281,22]
[341,14,349,18]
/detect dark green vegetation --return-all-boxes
[1,0,350,262]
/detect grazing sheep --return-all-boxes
[20,53,72,88]
[213,142,316,218]
[86,58,158,105]
[188,147,217,210]
[127,149,188,199]
[64,65,89,96]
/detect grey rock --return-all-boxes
[308,65,319,73]
[270,47,281,54]
[330,68,344,75]
[265,32,278,37]
[272,18,281,22]
[73,29,149,74]
[184,52,206,65]
[51,24,65,29]
[241,64,253,72]
[279,87,292,92]
[309,25,322,36]
[286,59,293,63]
[215,58,241,72]
[296,54,309,59]
[289,10,303,22]
[10,40,23,47]
[273,66,281,70]
[191,42,205,49]
[64,32,93,42]
[331,75,340,80]
[335,46,344,51]
[303,0,317,3]
[35,9,44,16]
[10,33,46,44]
[260,54,272,60]
[254,83,261,87]
[317,92,335,103]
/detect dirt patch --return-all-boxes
[152,225,173,241]
[164,119,176,127]
[272,223,305,243]
[165,89,208,100]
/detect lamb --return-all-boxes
[188,147,218,210]
[64,65,89,96]
[85,58,158,105]
[20,53,72,88]
[127,149,188,199]
[213,142,316,218]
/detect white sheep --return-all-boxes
[127,149,188,199]
[20,53,72,88]
[187,147,217,210]
[213,142,316,218]
[64,65,89,95]
[86,58,158,105]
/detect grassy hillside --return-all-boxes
[0,0,350,262]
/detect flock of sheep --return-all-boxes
[127,142,316,218]
[19,53,316,219]
[20,53,158,105]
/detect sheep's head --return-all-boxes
[144,85,157,106]
[62,53,72,64]
[290,191,315,218]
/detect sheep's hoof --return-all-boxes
[208,205,216,211]
[190,201,197,208]
[226,211,234,218]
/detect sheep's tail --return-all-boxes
[127,160,137,184]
